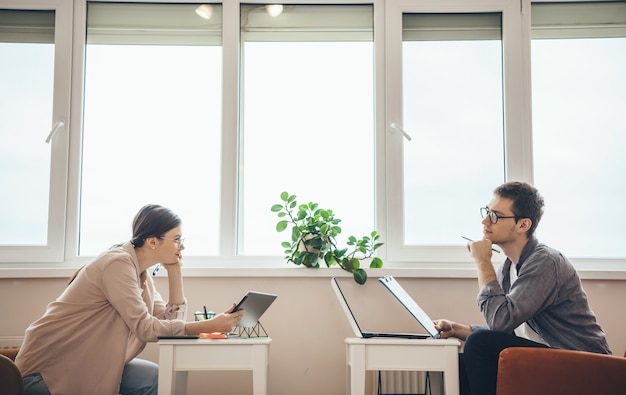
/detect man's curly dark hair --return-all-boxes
[494,181,544,238]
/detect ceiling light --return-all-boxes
[265,4,283,17]
[195,4,213,20]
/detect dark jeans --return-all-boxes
[459,329,550,395]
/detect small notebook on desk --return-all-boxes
[331,277,436,339]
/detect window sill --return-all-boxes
[1,263,625,280]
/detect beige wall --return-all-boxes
[1,273,624,394]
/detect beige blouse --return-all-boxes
[16,242,187,395]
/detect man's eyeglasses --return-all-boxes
[158,236,185,247]
[480,207,524,224]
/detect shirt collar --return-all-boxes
[506,236,539,272]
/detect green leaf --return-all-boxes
[281,241,291,248]
[270,204,283,212]
[373,242,384,250]
[296,210,307,221]
[335,248,348,258]
[280,191,289,201]
[291,231,299,243]
[324,253,337,267]
[370,257,383,268]
[341,258,353,271]
[276,220,289,232]
[352,269,367,285]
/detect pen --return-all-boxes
[204,305,208,319]
[461,236,501,253]
[152,264,161,276]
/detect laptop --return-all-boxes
[331,277,436,339]
[232,291,277,327]
[377,276,440,339]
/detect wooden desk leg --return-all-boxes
[442,346,460,395]
[251,344,269,395]
[347,344,366,395]
[158,344,175,395]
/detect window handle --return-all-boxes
[45,121,65,143]
[390,122,412,142]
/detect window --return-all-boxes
[238,4,376,256]
[531,1,626,259]
[385,0,521,263]
[2,0,625,273]
[400,13,504,245]
[0,10,54,246]
[0,1,72,262]
[80,3,223,256]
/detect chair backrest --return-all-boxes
[0,348,19,361]
[496,347,626,395]
[0,352,23,395]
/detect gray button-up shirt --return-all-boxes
[475,237,612,354]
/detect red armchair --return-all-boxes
[496,347,626,395]
[0,347,22,395]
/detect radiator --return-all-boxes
[0,336,23,350]
[376,371,429,395]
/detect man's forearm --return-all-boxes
[476,260,497,288]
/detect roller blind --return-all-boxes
[0,9,55,43]
[532,2,626,39]
[87,2,222,45]
[402,13,502,41]
[241,4,373,42]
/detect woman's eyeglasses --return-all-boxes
[158,236,185,247]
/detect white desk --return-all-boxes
[345,338,461,395]
[157,337,271,395]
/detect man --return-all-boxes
[434,181,611,395]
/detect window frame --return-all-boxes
[0,0,73,263]
[0,0,624,280]
[383,0,532,264]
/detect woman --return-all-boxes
[16,204,243,395]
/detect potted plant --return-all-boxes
[271,191,383,284]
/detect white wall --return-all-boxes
[1,272,624,394]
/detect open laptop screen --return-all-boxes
[378,276,440,339]
[331,277,431,339]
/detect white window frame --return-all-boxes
[0,0,624,280]
[0,0,73,263]
[383,0,531,264]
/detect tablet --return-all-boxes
[232,291,278,327]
